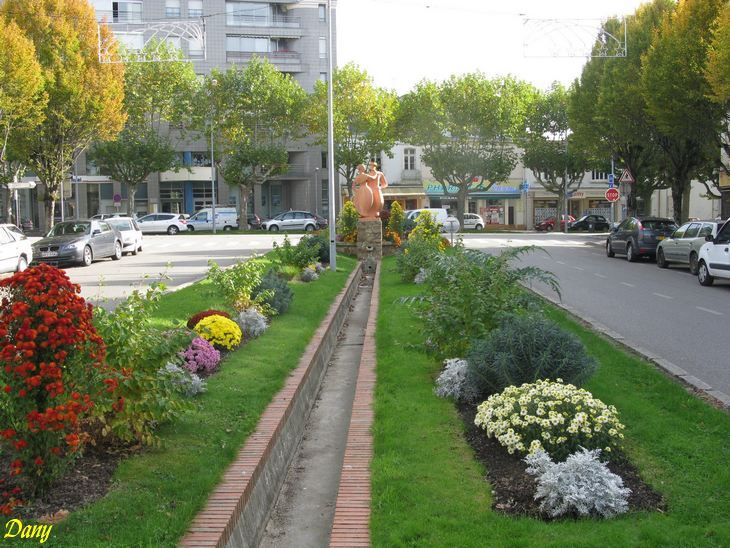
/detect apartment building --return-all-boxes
[12,0,336,227]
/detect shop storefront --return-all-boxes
[383,184,427,211]
[423,180,525,227]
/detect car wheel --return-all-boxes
[187,225,195,232]
[656,248,668,268]
[475,224,483,231]
[131,244,138,256]
[82,246,93,267]
[305,223,315,232]
[269,225,279,232]
[16,255,28,272]
[626,242,636,262]
[223,225,233,231]
[111,241,122,260]
[546,224,554,232]
[167,225,179,235]
[689,252,699,275]
[606,240,615,257]
[698,260,714,286]
[247,223,253,230]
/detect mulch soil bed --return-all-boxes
[457,402,666,519]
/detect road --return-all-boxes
[463,232,730,398]
[46,233,302,307]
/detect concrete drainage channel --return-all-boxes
[181,263,375,548]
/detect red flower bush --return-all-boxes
[186,309,231,330]
[0,264,113,507]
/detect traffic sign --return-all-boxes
[618,168,635,184]
[608,173,614,184]
[7,181,36,190]
[605,188,620,202]
[113,193,122,204]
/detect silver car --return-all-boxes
[32,220,123,267]
[656,220,720,274]
[262,211,318,232]
[0,224,32,273]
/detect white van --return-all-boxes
[187,207,239,232]
[406,208,461,232]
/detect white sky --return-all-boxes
[337,0,648,94]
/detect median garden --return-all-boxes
[0,234,353,545]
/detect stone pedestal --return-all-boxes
[356,219,382,274]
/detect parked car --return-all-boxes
[462,213,485,231]
[697,218,730,286]
[106,217,143,255]
[569,214,610,232]
[90,213,133,220]
[136,213,188,235]
[313,213,328,229]
[606,216,678,262]
[20,218,33,232]
[656,220,719,274]
[187,207,239,232]
[32,220,123,267]
[535,214,575,232]
[406,208,461,232]
[241,214,264,230]
[262,211,318,232]
[0,223,32,273]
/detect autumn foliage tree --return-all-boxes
[1,0,126,229]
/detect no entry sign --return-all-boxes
[605,188,620,202]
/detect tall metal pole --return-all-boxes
[211,116,217,233]
[610,156,616,225]
[563,136,568,234]
[326,0,337,271]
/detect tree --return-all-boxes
[307,63,399,188]
[642,0,725,222]
[204,58,307,218]
[0,16,45,224]
[570,1,674,216]
[520,83,590,226]
[89,41,198,215]
[1,0,126,229]
[399,74,533,225]
[706,1,730,188]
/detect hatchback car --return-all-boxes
[262,211,318,232]
[0,223,32,273]
[606,216,678,261]
[136,213,188,235]
[535,214,575,232]
[656,220,719,274]
[569,214,610,232]
[32,220,123,267]
[697,218,730,286]
[106,217,143,255]
[463,213,485,231]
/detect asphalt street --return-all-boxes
[463,232,730,397]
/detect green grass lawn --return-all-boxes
[372,257,730,547]
[48,255,356,547]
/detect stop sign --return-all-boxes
[605,188,620,202]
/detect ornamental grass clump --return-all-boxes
[194,314,242,351]
[0,265,114,504]
[467,315,597,400]
[187,309,231,330]
[474,379,625,461]
[525,448,631,518]
[180,337,221,375]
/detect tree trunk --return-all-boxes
[671,182,684,223]
[239,185,249,229]
[128,185,136,216]
[44,196,56,231]
[3,189,13,225]
[681,183,691,222]
[456,185,468,228]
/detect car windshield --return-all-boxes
[577,216,589,222]
[107,219,131,231]
[642,220,677,231]
[47,221,90,237]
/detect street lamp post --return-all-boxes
[326,0,336,270]
[209,79,218,233]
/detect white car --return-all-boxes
[697,218,730,286]
[106,217,143,255]
[406,208,461,232]
[463,213,485,231]
[187,207,239,232]
[136,213,188,235]
[0,224,32,273]
[262,211,318,232]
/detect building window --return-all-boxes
[191,152,211,167]
[226,35,273,53]
[112,1,142,23]
[188,0,203,17]
[319,37,327,59]
[321,151,327,168]
[319,72,327,82]
[165,0,181,18]
[592,170,608,181]
[189,36,204,57]
[404,148,416,170]
[227,1,271,26]
[318,4,326,22]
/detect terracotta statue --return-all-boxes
[352,161,388,219]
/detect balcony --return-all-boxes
[226,50,302,71]
[227,14,301,29]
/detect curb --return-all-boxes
[329,263,380,548]
[179,263,364,548]
[533,288,730,410]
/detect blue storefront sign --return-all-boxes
[423,180,522,199]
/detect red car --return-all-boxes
[535,214,576,232]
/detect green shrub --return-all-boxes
[409,210,442,246]
[93,284,193,446]
[253,269,294,316]
[207,258,272,314]
[467,315,597,400]
[386,201,406,237]
[411,247,559,357]
[300,233,330,263]
[474,380,625,460]
[337,200,359,243]
[272,235,319,269]
[395,236,442,282]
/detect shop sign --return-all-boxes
[422,180,521,196]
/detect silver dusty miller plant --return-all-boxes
[236,307,268,340]
[300,267,319,283]
[414,267,428,284]
[524,448,631,518]
[434,358,480,403]
[161,362,207,397]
